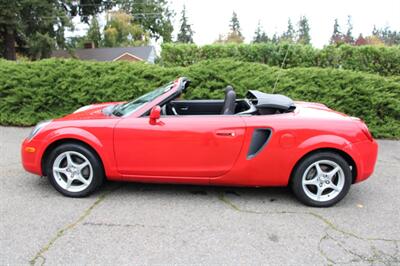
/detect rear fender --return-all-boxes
[284,134,357,183]
[297,134,351,151]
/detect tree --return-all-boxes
[271,33,279,44]
[103,11,148,47]
[371,26,400,46]
[0,0,113,60]
[229,12,242,35]
[330,18,343,45]
[176,5,194,43]
[86,16,102,48]
[121,0,174,42]
[215,11,244,44]
[344,15,354,44]
[372,25,379,37]
[65,36,87,50]
[0,1,21,60]
[214,34,225,44]
[226,11,244,43]
[297,16,311,44]
[0,1,69,60]
[365,35,384,46]
[225,32,245,43]
[252,21,269,43]
[355,34,367,46]
[281,19,295,43]
[69,0,114,24]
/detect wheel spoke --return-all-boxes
[304,178,318,185]
[315,162,323,176]
[76,175,89,186]
[316,186,324,200]
[65,177,73,189]
[327,166,340,179]
[54,167,67,175]
[66,152,75,167]
[328,183,340,191]
[77,161,89,171]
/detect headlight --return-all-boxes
[73,105,93,113]
[27,120,52,140]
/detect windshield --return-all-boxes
[113,83,173,116]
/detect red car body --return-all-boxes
[22,78,378,188]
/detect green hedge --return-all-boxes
[160,43,400,76]
[0,58,399,138]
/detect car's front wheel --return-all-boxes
[291,151,352,207]
[46,143,104,197]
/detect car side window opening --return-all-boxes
[158,85,295,117]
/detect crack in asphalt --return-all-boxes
[318,232,400,265]
[82,221,166,229]
[27,187,399,265]
[29,185,122,266]
[218,192,400,265]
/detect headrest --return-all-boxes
[225,85,234,94]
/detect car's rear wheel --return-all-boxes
[46,143,104,197]
[291,151,352,207]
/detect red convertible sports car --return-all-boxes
[22,77,378,207]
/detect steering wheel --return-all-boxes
[161,103,179,116]
[161,104,167,115]
[171,105,178,115]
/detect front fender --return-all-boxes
[39,127,118,178]
[43,127,104,150]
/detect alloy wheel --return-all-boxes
[301,160,345,202]
[52,151,93,193]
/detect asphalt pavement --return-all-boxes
[0,126,399,265]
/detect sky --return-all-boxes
[68,0,400,48]
[171,0,400,47]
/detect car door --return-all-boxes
[114,115,246,178]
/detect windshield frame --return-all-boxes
[116,77,189,118]
[112,83,174,117]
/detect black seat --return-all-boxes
[221,86,236,115]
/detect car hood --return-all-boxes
[56,102,124,121]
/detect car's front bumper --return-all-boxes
[21,138,44,176]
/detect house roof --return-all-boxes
[51,46,155,63]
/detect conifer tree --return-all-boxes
[177,6,194,43]
[297,16,311,44]
[253,21,269,43]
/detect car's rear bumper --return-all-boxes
[347,139,378,183]
[21,138,43,176]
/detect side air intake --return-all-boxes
[247,129,272,159]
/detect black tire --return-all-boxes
[46,143,104,197]
[290,151,352,207]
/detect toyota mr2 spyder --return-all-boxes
[22,77,378,207]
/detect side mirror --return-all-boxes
[149,105,161,124]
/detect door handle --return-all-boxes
[216,130,236,137]
[180,106,189,111]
